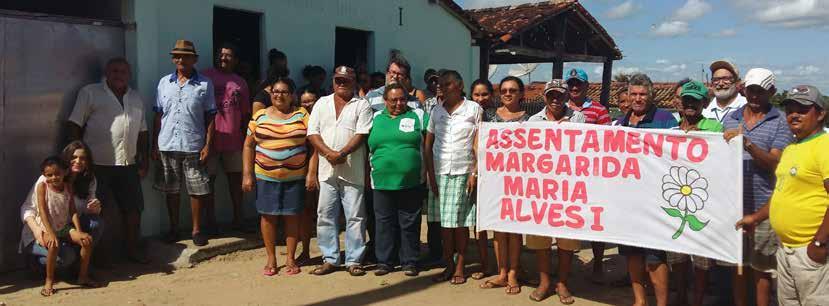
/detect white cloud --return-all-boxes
[461,0,541,9]
[614,66,642,75]
[606,0,639,19]
[656,59,671,65]
[709,28,737,37]
[647,63,688,74]
[796,65,821,76]
[729,0,829,28]
[651,21,690,37]
[650,0,712,37]
[672,0,712,21]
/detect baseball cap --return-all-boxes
[680,80,709,101]
[333,66,356,81]
[544,79,568,95]
[566,68,588,83]
[782,85,826,110]
[709,60,740,79]
[424,69,438,82]
[743,68,775,90]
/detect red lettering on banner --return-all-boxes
[486,129,500,149]
[604,130,626,153]
[564,129,582,151]
[522,153,535,172]
[590,206,605,231]
[687,138,708,163]
[643,133,664,157]
[526,179,540,199]
[504,176,523,197]
[665,135,688,160]
[506,153,520,172]
[582,130,600,152]
[565,206,585,229]
[575,156,590,176]
[516,200,532,222]
[528,128,542,150]
[572,181,588,204]
[499,129,513,149]
[556,155,572,175]
[543,179,558,201]
[602,157,621,178]
[513,128,526,149]
[561,180,570,202]
[531,201,547,224]
[626,131,642,154]
[538,154,553,174]
[547,203,565,227]
[622,158,641,179]
[486,152,504,171]
[501,198,515,221]
[544,129,563,151]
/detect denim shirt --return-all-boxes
[154,70,217,153]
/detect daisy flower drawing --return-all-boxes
[661,166,710,239]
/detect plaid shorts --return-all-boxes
[427,174,475,228]
[154,151,210,196]
[666,252,714,270]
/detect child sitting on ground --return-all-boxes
[20,156,99,297]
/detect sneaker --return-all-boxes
[192,232,208,246]
[403,265,419,277]
[374,265,392,276]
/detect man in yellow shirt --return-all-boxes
[737,85,828,305]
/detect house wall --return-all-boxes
[123,0,479,236]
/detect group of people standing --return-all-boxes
[17,38,827,306]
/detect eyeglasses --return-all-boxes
[334,78,353,85]
[711,77,735,84]
[269,90,292,96]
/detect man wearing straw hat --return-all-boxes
[152,40,217,247]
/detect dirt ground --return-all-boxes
[0,233,647,306]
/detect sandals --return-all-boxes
[479,279,507,289]
[284,264,301,276]
[450,275,466,285]
[556,286,576,305]
[263,266,277,276]
[310,263,337,276]
[505,284,522,295]
[40,287,56,297]
[529,289,553,302]
[470,271,490,280]
[346,265,366,277]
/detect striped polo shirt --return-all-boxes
[567,98,611,125]
[723,106,793,214]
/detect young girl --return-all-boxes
[20,156,98,296]
[62,141,105,253]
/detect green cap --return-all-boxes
[680,80,708,101]
[783,85,826,110]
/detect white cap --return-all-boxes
[743,68,775,90]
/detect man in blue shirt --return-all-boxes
[152,40,217,246]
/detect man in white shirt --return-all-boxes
[365,54,421,111]
[307,66,373,276]
[67,57,149,264]
[703,60,747,123]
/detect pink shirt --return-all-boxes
[203,68,251,152]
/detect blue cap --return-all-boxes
[566,68,588,83]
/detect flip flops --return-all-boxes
[40,287,56,297]
[284,265,301,276]
[263,266,277,276]
[310,263,337,276]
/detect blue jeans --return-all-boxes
[28,214,103,268]
[316,178,366,266]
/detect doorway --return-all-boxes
[335,27,371,70]
[213,7,262,91]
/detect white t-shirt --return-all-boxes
[702,95,747,123]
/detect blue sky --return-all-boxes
[457,0,829,92]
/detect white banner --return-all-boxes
[476,122,744,264]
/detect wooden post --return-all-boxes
[600,58,613,107]
[479,39,490,80]
[552,12,568,79]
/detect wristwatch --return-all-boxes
[815,239,828,248]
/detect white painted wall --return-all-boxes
[123,0,479,236]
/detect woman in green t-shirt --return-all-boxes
[367,83,429,277]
